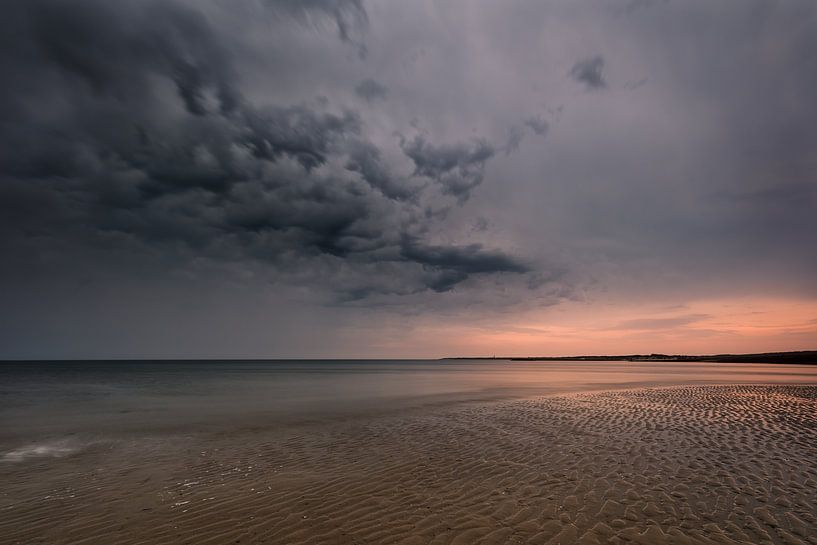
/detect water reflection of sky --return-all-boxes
[2,360,816,440]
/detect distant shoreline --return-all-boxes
[442,350,817,364]
[1,350,816,364]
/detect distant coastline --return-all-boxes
[443,350,817,364]
[2,351,816,364]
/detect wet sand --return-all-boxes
[2,383,816,544]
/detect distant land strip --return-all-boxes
[443,350,817,364]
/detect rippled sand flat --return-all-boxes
[2,385,816,544]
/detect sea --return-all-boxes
[2,359,817,460]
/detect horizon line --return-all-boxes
[1,349,815,363]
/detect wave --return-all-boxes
[1,440,83,462]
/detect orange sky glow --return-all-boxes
[354,297,817,358]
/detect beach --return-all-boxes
[1,362,816,544]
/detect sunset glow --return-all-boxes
[338,297,816,359]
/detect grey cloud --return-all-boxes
[355,78,388,102]
[0,0,530,306]
[400,236,529,293]
[524,116,549,137]
[569,56,607,90]
[28,0,239,116]
[624,78,648,90]
[266,0,369,58]
[220,179,374,258]
[617,0,669,16]
[504,126,525,155]
[345,141,416,201]
[400,136,495,201]
[471,217,489,232]
[239,105,361,171]
[422,269,469,293]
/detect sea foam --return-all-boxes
[1,440,82,462]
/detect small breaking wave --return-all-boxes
[1,440,83,462]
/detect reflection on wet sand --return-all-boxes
[1,362,816,544]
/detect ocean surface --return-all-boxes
[3,359,817,448]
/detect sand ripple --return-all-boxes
[1,385,816,544]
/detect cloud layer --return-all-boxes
[0,0,533,306]
[1,0,815,358]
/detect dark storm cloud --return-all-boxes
[354,78,388,102]
[26,0,239,116]
[345,141,416,201]
[238,105,361,171]
[0,0,530,303]
[400,236,529,293]
[569,56,607,90]
[400,136,495,201]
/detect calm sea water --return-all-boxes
[2,360,817,444]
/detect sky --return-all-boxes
[1,0,816,359]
